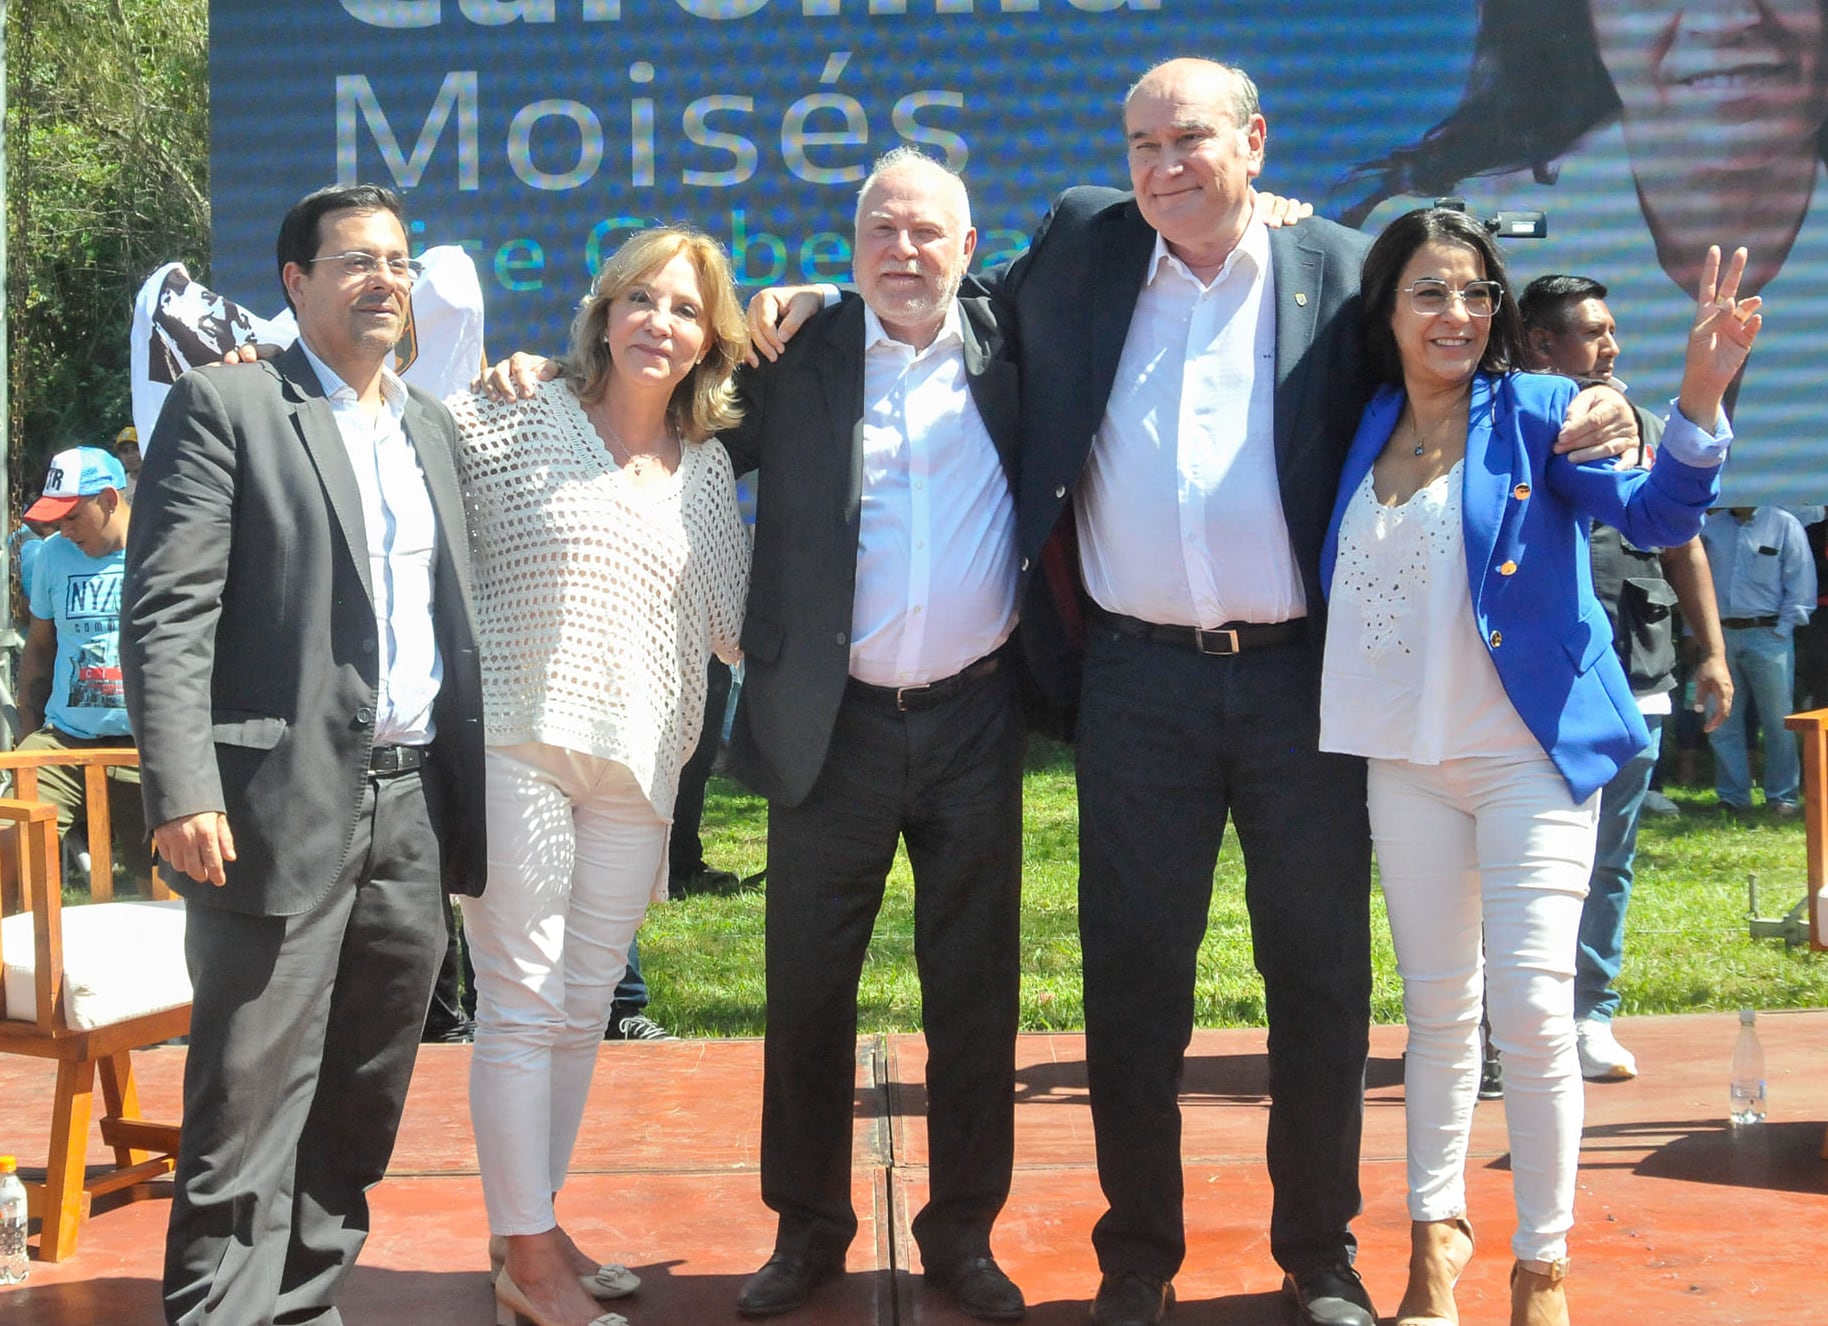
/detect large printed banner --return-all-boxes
[210,1,1828,504]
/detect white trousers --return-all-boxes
[1368,752,1597,1264]
[460,742,668,1234]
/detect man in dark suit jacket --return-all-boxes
[721,149,1028,1323]
[979,60,1380,1326]
[971,60,1629,1326]
[122,183,486,1326]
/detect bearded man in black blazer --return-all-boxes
[123,184,486,1326]
[722,149,1027,1323]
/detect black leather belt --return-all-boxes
[1092,606,1306,656]
[1721,615,1779,630]
[847,654,1002,712]
[368,744,427,775]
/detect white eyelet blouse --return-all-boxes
[1319,460,1538,763]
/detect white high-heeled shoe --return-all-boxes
[489,1234,641,1301]
[494,1267,630,1326]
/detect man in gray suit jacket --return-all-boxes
[123,183,486,1326]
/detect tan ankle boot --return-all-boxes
[1510,1257,1570,1326]
[1395,1216,1475,1326]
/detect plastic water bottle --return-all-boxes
[0,1154,28,1283]
[1729,1008,1767,1128]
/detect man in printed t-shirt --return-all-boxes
[16,446,151,884]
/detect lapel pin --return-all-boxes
[1295,292,1308,307]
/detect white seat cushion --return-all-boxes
[3,899,191,1029]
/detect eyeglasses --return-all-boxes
[1404,279,1503,317]
[305,251,426,286]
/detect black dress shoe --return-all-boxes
[737,1252,844,1317]
[925,1255,1026,1321]
[1282,1263,1376,1326]
[669,864,744,897]
[1090,1272,1175,1325]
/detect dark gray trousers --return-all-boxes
[163,767,446,1326]
[759,667,1024,1271]
[1075,626,1373,1281]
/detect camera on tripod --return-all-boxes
[1434,197,1547,240]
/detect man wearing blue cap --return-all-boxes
[16,444,150,884]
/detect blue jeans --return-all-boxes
[613,937,645,1012]
[1577,715,1662,1022]
[1709,626,1801,807]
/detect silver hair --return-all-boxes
[852,146,972,232]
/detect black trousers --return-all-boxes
[759,667,1024,1270]
[163,768,447,1326]
[1075,626,1373,1281]
[670,657,732,876]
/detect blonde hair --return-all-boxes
[561,227,749,442]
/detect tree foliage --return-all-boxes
[6,0,210,487]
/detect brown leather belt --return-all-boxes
[847,654,1002,712]
[1092,606,1306,656]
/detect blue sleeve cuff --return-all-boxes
[1658,398,1732,467]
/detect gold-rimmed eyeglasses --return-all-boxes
[1403,278,1503,317]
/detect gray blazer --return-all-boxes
[122,342,487,915]
[718,293,1020,807]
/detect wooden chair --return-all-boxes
[0,745,189,1261]
[1779,708,1828,1161]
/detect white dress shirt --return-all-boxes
[297,339,442,744]
[848,302,1018,687]
[1076,219,1305,628]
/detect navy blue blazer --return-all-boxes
[1320,371,1723,803]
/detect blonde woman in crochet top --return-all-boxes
[448,228,750,1326]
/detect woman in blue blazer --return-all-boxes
[1316,206,1760,1326]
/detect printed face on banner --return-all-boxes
[204,2,1828,502]
[1590,0,1828,166]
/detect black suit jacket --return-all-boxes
[976,187,1375,711]
[719,293,1020,807]
[122,342,487,915]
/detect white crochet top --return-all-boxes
[449,379,749,817]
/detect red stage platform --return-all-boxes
[1,1011,1823,1324]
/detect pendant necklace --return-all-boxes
[1403,407,1462,459]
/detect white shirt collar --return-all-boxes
[1145,210,1270,289]
[296,335,407,413]
[862,298,966,356]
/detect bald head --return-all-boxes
[852,149,977,349]
[1124,58,1259,130]
[1123,58,1267,273]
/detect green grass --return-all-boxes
[637,740,1828,1037]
